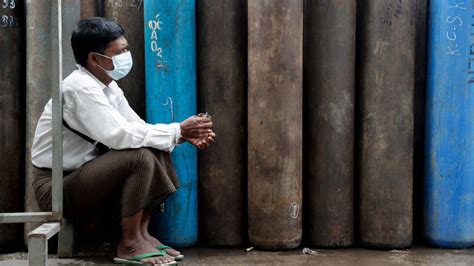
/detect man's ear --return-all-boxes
[87,52,99,67]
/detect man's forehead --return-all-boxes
[107,36,128,50]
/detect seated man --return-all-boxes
[31,17,215,265]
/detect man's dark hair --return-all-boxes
[71,17,125,67]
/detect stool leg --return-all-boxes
[28,222,61,266]
[58,219,74,258]
[28,234,47,266]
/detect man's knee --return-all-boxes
[108,148,156,173]
[134,147,155,170]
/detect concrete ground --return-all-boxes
[1,246,474,265]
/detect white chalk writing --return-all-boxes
[290,202,299,219]
[1,0,17,28]
[445,1,465,56]
[108,0,122,8]
[447,30,457,41]
[130,0,143,10]
[1,15,18,28]
[148,13,163,58]
[446,46,460,56]
[162,97,174,122]
[448,2,467,9]
[2,0,15,9]
[107,0,122,22]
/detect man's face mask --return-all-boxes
[95,51,133,80]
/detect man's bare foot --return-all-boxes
[117,236,175,265]
[142,230,182,258]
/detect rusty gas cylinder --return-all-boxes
[248,0,303,250]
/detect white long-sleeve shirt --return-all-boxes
[32,65,181,171]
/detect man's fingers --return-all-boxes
[197,141,208,149]
[206,135,215,143]
[193,121,212,129]
[180,116,211,130]
[200,141,210,149]
[183,127,216,149]
[187,130,209,140]
[181,120,212,138]
[198,129,212,134]
[193,116,211,123]
[195,137,212,149]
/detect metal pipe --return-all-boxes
[51,0,63,219]
[0,212,54,224]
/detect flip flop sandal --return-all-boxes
[113,251,177,265]
[156,245,184,261]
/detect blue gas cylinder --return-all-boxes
[144,0,198,247]
[425,1,474,248]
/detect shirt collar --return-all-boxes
[76,64,115,90]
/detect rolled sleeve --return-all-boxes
[171,122,182,145]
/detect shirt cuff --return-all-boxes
[171,122,182,145]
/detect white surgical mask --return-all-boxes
[95,51,133,80]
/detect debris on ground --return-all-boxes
[302,247,319,255]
